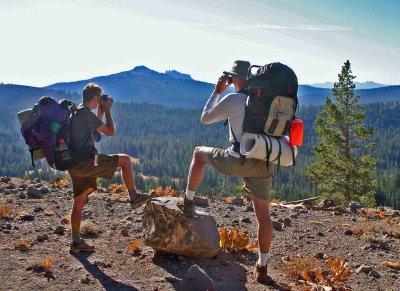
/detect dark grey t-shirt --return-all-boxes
[70,106,103,160]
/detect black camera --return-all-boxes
[100,94,113,104]
[227,76,233,84]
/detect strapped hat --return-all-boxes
[223,60,251,80]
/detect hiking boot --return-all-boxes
[183,197,195,217]
[254,264,274,285]
[69,240,95,254]
[130,191,156,209]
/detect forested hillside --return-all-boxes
[1,101,399,209]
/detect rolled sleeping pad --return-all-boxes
[17,109,46,161]
[240,133,297,166]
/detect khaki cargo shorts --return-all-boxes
[68,154,119,197]
[207,148,273,200]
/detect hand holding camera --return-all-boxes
[215,74,232,94]
[100,94,113,113]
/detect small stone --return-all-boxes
[270,212,278,217]
[20,215,35,221]
[1,176,11,183]
[317,231,324,237]
[37,234,49,242]
[244,206,254,212]
[240,217,251,223]
[40,187,50,194]
[318,199,335,208]
[34,177,41,183]
[369,270,381,279]
[80,275,91,284]
[272,220,284,231]
[105,197,112,203]
[227,206,235,211]
[232,219,239,224]
[27,187,41,198]
[19,193,27,199]
[299,209,309,214]
[344,229,353,235]
[82,210,92,219]
[34,207,44,212]
[362,243,377,251]
[54,225,65,235]
[125,216,134,221]
[356,265,372,274]
[349,201,363,211]
[120,228,130,237]
[34,183,43,188]
[278,217,291,227]
[1,223,12,230]
[289,213,298,219]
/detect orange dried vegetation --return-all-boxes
[13,239,30,251]
[108,183,125,193]
[299,257,352,290]
[42,257,52,272]
[154,186,178,197]
[0,204,15,220]
[382,260,400,270]
[44,211,56,217]
[127,239,142,253]
[219,227,257,252]
[51,179,69,187]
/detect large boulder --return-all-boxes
[143,197,219,258]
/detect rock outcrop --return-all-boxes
[143,197,219,258]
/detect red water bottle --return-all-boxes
[289,116,304,146]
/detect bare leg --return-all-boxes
[71,192,89,234]
[252,195,273,253]
[117,154,136,192]
[187,147,213,191]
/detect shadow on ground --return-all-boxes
[73,253,139,291]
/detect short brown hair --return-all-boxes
[82,83,102,103]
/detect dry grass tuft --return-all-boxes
[219,227,257,252]
[352,222,400,239]
[13,239,30,251]
[80,221,100,237]
[61,215,71,225]
[0,204,15,220]
[153,186,178,197]
[44,211,56,216]
[382,260,400,270]
[283,256,321,278]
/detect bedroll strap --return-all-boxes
[29,149,35,168]
[292,146,296,166]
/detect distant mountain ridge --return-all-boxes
[1,66,399,109]
[310,81,388,89]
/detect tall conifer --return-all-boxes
[307,60,377,206]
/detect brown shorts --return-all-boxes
[207,148,273,200]
[68,154,119,197]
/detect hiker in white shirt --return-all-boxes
[183,60,275,285]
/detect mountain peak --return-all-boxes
[165,70,192,80]
[131,65,153,72]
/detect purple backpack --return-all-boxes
[19,97,79,170]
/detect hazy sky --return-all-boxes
[1,0,399,86]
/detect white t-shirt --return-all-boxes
[201,90,247,158]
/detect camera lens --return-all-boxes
[228,76,233,84]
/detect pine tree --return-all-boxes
[306,60,377,207]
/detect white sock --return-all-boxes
[185,188,195,200]
[257,251,269,266]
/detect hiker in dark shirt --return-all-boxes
[68,83,154,254]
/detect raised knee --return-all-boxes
[193,147,204,161]
[119,155,131,168]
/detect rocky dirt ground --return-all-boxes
[1,176,399,291]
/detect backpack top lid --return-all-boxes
[250,62,298,99]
